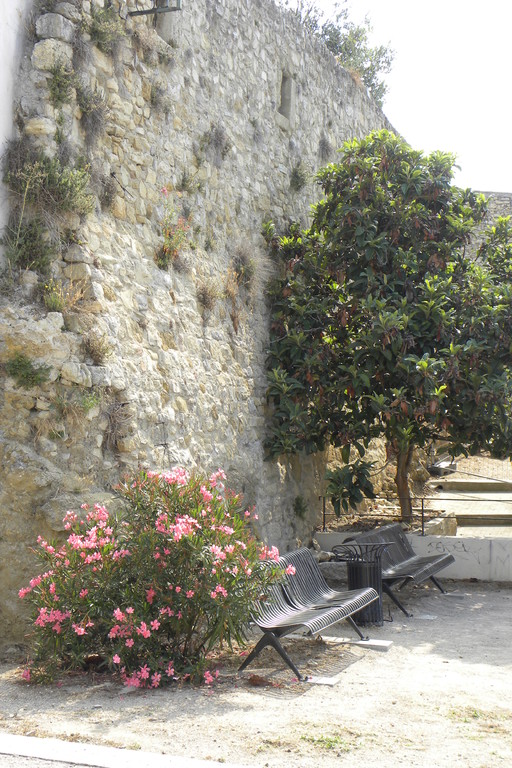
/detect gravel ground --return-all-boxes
[1,580,511,768]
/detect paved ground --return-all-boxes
[0,735,246,768]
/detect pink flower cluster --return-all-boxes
[259,545,280,563]
[19,466,283,690]
[35,607,71,632]
[147,467,189,486]
[204,669,220,685]
[155,513,200,542]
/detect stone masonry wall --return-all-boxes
[0,0,391,646]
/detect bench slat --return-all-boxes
[337,523,455,616]
[239,548,379,679]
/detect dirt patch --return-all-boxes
[1,580,511,768]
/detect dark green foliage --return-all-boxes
[290,162,309,192]
[266,130,512,519]
[321,15,393,107]
[3,144,94,217]
[325,462,376,517]
[1,217,55,273]
[76,84,108,148]
[5,352,51,389]
[48,60,76,107]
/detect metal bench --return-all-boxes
[333,523,455,617]
[238,547,379,680]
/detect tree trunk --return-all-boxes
[395,447,414,522]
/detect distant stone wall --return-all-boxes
[482,191,512,220]
[0,0,392,646]
[466,191,512,258]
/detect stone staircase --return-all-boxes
[426,456,512,530]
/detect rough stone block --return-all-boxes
[63,245,93,264]
[36,13,76,44]
[60,361,93,388]
[54,3,82,23]
[111,196,127,219]
[31,38,73,70]
[92,47,114,76]
[63,262,92,281]
[24,117,55,137]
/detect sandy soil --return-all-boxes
[1,580,511,768]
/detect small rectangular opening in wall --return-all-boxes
[278,72,294,120]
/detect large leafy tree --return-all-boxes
[266,130,512,521]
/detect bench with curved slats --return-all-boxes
[334,523,455,617]
[238,548,379,680]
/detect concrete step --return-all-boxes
[427,479,512,492]
[456,514,512,526]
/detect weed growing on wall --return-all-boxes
[88,4,126,57]
[0,217,55,274]
[196,283,218,314]
[43,387,101,436]
[290,162,310,192]
[42,278,85,313]
[318,134,333,162]
[76,84,109,149]
[42,279,66,312]
[176,170,202,195]
[3,144,94,218]
[232,245,256,291]
[82,330,113,365]
[19,469,285,687]
[149,82,171,117]
[90,170,117,211]
[5,352,51,389]
[48,60,76,108]
[200,123,233,167]
[157,188,192,270]
[102,399,132,452]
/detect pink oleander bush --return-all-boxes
[19,468,284,687]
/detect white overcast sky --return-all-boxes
[287,1,512,193]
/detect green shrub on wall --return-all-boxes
[76,84,109,149]
[88,4,126,57]
[0,217,55,273]
[3,141,95,218]
[48,60,76,108]
[5,352,51,389]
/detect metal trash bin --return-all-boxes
[332,542,390,626]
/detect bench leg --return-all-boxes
[345,615,369,641]
[383,583,412,618]
[430,575,446,593]
[238,632,304,680]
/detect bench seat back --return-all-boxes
[353,523,415,571]
[279,547,344,608]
